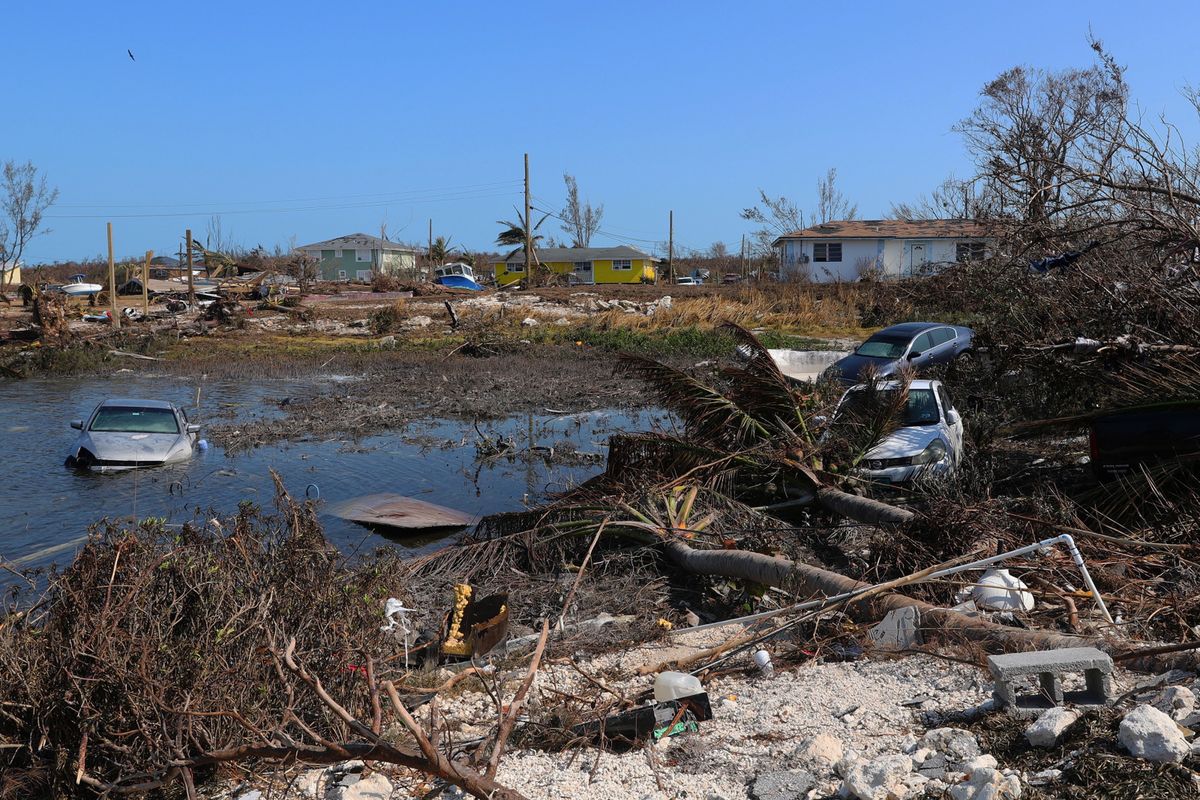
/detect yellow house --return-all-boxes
[492,246,657,287]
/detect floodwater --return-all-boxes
[0,373,665,574]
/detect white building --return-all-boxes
[773,219,993,282]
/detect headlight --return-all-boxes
[911,439,948,465]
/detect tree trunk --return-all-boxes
[815,487,915,525]
[660,538,1196,673]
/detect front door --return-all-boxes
[908,243,926,276]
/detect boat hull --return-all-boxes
[434,275,484,291]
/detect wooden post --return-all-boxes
[107,222,120,328]
[523,153,532,286]
[185,229,195,307]
[668,210,674,285]
[143,250,152,317]
[741,234,747,280]
[427,218,433,272]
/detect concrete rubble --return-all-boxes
[1117,704,1192,763]
[1023,706,1080,747]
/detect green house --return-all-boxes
[296,233,419,282]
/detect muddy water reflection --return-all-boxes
[0,375,665,572]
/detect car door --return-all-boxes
[936,384,964,461]
[907,331,936,368]
[926,327,958,365]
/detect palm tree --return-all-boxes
[429,235,454,265]
[610,322,914,526]
[495,209,549,285]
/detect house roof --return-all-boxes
[772,219,991,244]
[296,233,419,252]
[493,245,657,264]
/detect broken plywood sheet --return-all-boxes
[328,493,475,531]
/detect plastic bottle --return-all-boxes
[753,649,775,678]
[197,439,209,452]
[653,671,702,702]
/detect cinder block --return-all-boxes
[988,647,1114,715]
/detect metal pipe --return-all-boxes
[672,532,1113,640]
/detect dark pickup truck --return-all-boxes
[1089,403,1200,478]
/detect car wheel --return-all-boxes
[64,455,78,469]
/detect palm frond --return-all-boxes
[615,354,773,451]
[717,322,806,444]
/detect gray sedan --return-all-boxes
[822,322,974,385]
[66,399,200,471]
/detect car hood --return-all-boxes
[826,353,898,384]
[77,431,189,462]
[865,425,942,459]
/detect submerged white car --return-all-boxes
[836,379,964,485]
[66,399,200,471]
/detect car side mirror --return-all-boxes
[907,351,921,360]
[70,420,83,430]
[946,410,960,425]
[187,423,202,433]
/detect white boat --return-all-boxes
[60,282,104,296]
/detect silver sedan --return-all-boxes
[65,399,200,471]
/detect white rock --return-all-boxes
[658,295,672,309]
[834,749,861,778]
[912,747,934,764]
[920,728,981,762]
[961,755,998,775]
[293,769,327,799]
[402,315,433,329]
[521,317,539,327]
[1118,704,1191,763]
[842,754,913,800]
[948,767,1022,800]
[1024,707,1080,747]
[330,772,392,800]
[795,733,845,769]
[1152,686,1196,721]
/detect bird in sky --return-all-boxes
[127,49,135,61]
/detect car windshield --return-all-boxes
[855,335,910,359]
[89,406,179,434]
[840,388,941,427]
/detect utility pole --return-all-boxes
[668,210,674,284]
[107,222,120,329]
[142,250,152,318]
[740,234,746,280]
[427,218,433,273]
[523,153,532,286]
[186,229,195,308]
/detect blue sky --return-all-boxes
[6,0,1199,263]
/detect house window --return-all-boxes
[574,261,592,272]
[612,259,632,271]
[334,249,343,258]
[956,242,987,262]
[355,249,371,263]
[813,242,842,262]
[506,263,524,273]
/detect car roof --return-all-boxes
[98,398,177,410]
[847,379,939,392]
[873,322,948,336]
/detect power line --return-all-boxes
[54,179,522,209]
[48,187,522,220]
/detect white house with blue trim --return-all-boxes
[772,219,993,282]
